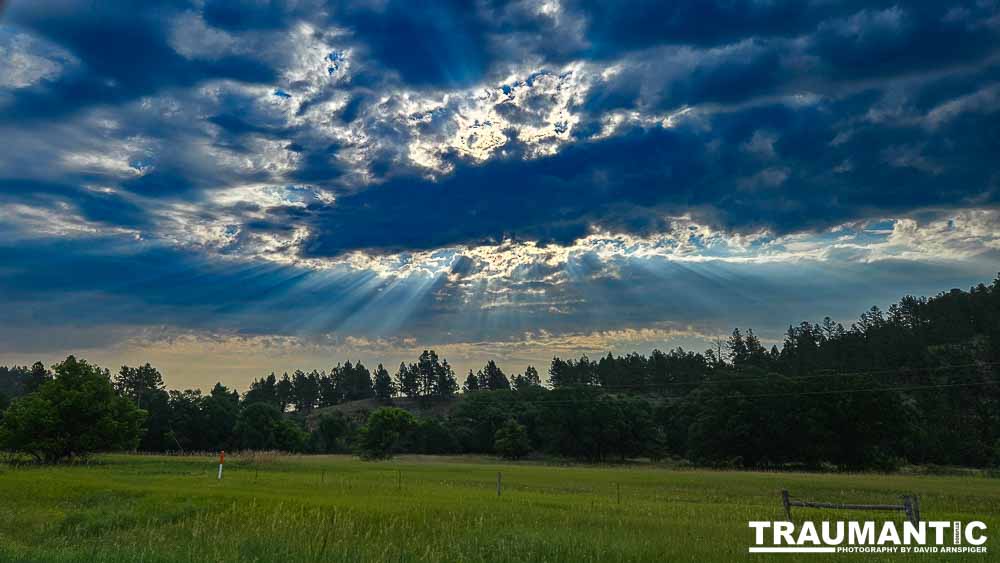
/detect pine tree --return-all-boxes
[435,359,458,399]
[513,365,541,390]
[462,369,480,393]
[417,350,440,397]
[276,372,293,412]
[373,363,395,401]
[395,362,419,398]
[25,361,51,393]
[727,328,749,365]
[349,361,374,400]
[480,360,510,390]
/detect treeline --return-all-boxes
[237,353,538,413]
[2,276,999,469]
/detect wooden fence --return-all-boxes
[781,489,920,525]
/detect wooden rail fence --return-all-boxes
[781,490,920,524]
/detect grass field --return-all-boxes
[0,454,997,562]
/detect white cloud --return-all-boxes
[882,144,943,174]
[924,83,1000,129]
[742,130,778,159]
[0,202,139,240]
[739,166,790,190]
[0,30,75,90]
[60,135,156,177]
[168,11,244,60]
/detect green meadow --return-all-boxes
[0,454,997,562]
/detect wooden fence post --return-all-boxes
[497,472,502,497]
[902,496,920,525]
[781,490,792,521]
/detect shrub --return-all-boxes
[494,419,531,460]
[357,407,416,460]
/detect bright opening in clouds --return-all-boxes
[1,1,999,389]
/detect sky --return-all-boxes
[1,1,999,391]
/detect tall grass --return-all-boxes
[1,454,997,562]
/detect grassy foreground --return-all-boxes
[0,454,997,562]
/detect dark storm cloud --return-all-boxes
[580,4,1000,118]
[808,4,1000,81]
[298,88,1000,255]
[0,0,997,245]
[2,0,275,122]
[199,0,564,88]
[0,178,152,230]
[2,0,1000,355]
[569,0,838,54]
[0,235,326,338]
[329,0,494,88]
[300,126,703,255]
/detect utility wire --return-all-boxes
[446,374,1000,405]
[535,361,1000,391]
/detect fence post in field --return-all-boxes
[902,496,921,525]
[781,490,792,521]
[497,472,502,497]
[217,450,225,481]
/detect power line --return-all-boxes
[539,361,1000,391]
[449,374,1000,406]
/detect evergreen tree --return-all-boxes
[373,363,395,401]
[727,328,749,365]
[416,350,440,397]
[462,369,480,393]
[318,370,338,407]
[244,373,279,406]
[396,362,420,398]
[25,361,51,393]
[345,361,374,401]
[512,366,543,391]
[435,359,458,399]
[276,372,293,412]
[291,370,319,412]
[479,360,510,390]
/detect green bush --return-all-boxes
[494,419,531,460]
[357,407,416,460]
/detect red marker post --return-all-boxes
[218,450,225,480]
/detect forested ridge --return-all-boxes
[2,275,999,469]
